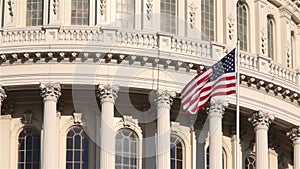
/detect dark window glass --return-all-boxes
[18,127,41,169]
[245,155,256,169]
[115,129,138,169]
[170,136,183,169]
[66,126,89,169]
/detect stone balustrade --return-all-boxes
[0,27,299,90]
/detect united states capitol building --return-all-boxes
[0,0,300,169]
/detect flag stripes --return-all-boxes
[180,49,236,115]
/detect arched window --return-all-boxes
[161,0,177,34]
[206,147,226,169]
[71,0,89,25]
[115,129,138,169]
[18,127,41,169]
[237,2,248,51]
[245,155,256,169]
[267,16,274,59]
[170,136,183,169]
[26,0,43,26]
[201,0,214,41]
[116,0,135,29]
[66,126,89,169]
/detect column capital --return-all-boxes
[287,126,300,143]
[0,86,7,103]
[248,111,274,129]
[155,90,175,109]
[207,97,228,117]
[97,84,119,103]
[40,83,61,101]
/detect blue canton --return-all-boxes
[210,49,236,81]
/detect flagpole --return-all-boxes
[236,40,241,169]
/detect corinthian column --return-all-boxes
[156,90,174,169]
[287,126,300,169]
[0,86,7,115]
[248,111,274,169]
[97,84,119,168]
[40,83,61,169]
[207,98,227,169]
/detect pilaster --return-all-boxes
[249,111,274,169]
[279,7,292,66]
[97,84,119,169]
[0,85,9,169]
[254,0,268,56]
[40,82,61,169]
[287,126,300,169]
[207,97,227,169]
[155,90,174,169]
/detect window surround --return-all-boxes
[200,0,215,42]
[60,113,96,169]
[170,122,192,169]
[11,119,42,169]
[160,0,178,34]
[114,116,142,169]
[267,15,275,60]
[236,0,249,51]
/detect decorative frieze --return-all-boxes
[40,83,62,101]
[146,0,153,20]
[248,111,274,129]
[99,0,107,15]
[227,14,235,40]
[53,0,59,15]
[97,84,119,103]
[188,3,197,29]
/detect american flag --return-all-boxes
[180,49,236,114]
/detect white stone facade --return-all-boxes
[0,0,300,169]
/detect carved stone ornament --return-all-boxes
[53,0,59,15]
[97,84,119,103]
[40,83,62,101]
[227,14,235,40]
[155,90,175,108]
[1,100,14,115]
[22,109,33,124]
[287,126,300,141]
[121,115,138,127]
[207,97,228,117]
[0,86,7,103]
[188,3,197,29]
[260,30,267,54]
[73,112,83,124]
[146,0,153,20]
[248,111,274,128]
[7,0,14,16]
[100,0,107,15]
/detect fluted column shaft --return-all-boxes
[287,126,300,169]
[249,111,274,169]
[208,99,227,169]
[156,90,174,169]
[40,83,61,169]
[98,84,119,169]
